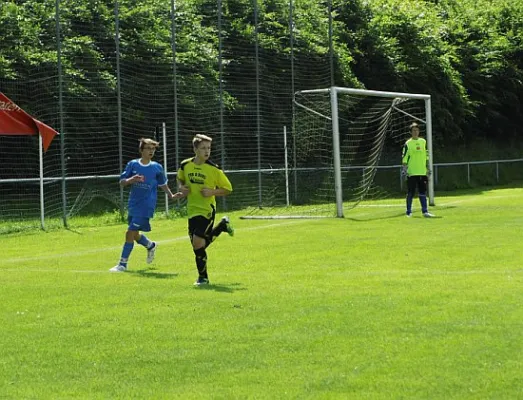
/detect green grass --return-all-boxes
[1,187,523,399]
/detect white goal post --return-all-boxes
[295,86,435,218]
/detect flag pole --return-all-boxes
[39,134,45,230]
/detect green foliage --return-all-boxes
[0,0,522,150]
[434,0,523,141]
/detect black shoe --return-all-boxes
[220,216,234,236]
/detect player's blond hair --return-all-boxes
[139,138,160,152]
[192,134,212,148]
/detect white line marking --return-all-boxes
[2,267,521,276]
[2,220,309,265]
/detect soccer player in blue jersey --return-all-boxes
[110,138,177,272]
[402,122,434,218]
[174,134,234,286]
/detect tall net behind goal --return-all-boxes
[242,87,433,219]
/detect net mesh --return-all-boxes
[1,1,420,230]
[241,88,427,218]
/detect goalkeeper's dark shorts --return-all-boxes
[407,175,428,195]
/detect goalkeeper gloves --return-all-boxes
[401,165,408,178]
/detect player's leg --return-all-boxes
[206,208,234,249]
[417,176,428,213]
[134,218,157,263]
[190,216,213,285]
[406,177,416,216]
[203,207,219,249]
[418,176,434,217]
[110,216,140,272]
[211,216,234,239]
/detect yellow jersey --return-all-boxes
[177,157,233,218]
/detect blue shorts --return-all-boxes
[127,216,151,232]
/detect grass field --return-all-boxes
[1,187,523,399]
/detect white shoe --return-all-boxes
[423,212,435,218]
[146,242,157,264]
[194,277,210,286]
[110,264,127,272]
[406,213,412,218]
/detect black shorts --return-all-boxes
[407,175,428,195]
[188,213,216,239]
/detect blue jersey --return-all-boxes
[120,159,168,218]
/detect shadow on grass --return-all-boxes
[65,227,84,235]
[346,204,456,222]
[127,267,178,279]
[194,282,246,293]
[345,212,407,222]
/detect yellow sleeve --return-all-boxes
[217,169,233,192]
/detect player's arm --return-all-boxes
[159,183,176,200]
[172,177,189,198]
[201,187,232,198]
[401,144,409,176]
[119,161,144,187]
[120,177,142,188]
[401,143,409,166]
[201,170,233,198]
[425,142,431,176]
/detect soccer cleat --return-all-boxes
[406,213,412,218]
[194,277,210,286]
[110,264,127,272]
[221,216,234,236]
[146,242,157,264]
[423,212,435,218]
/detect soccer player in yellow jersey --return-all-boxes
[402,122,434,218]
[175,134,234,286]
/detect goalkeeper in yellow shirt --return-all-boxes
[402,122,435,218]
[175,134,234,286]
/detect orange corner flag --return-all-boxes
[0,92,59,152]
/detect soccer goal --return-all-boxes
[241,86,434,219]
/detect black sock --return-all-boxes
[206,221,225,248]
[205,231,219,250]
[212,222,225,237]
[193,247,208,279]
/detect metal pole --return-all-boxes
[330,87,343,218]
[290,0,297,202]
[39,134,45,230]
[115,0,124,219]
[328,0,334,87]
[284,126,289,206]
[163,122,169,214]
[254,0,262,208]
[218,0,226,210]
[55,0,67,228]
[171,0,179,173]
[425,97,435,206]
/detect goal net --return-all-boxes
[242,86,434,219]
